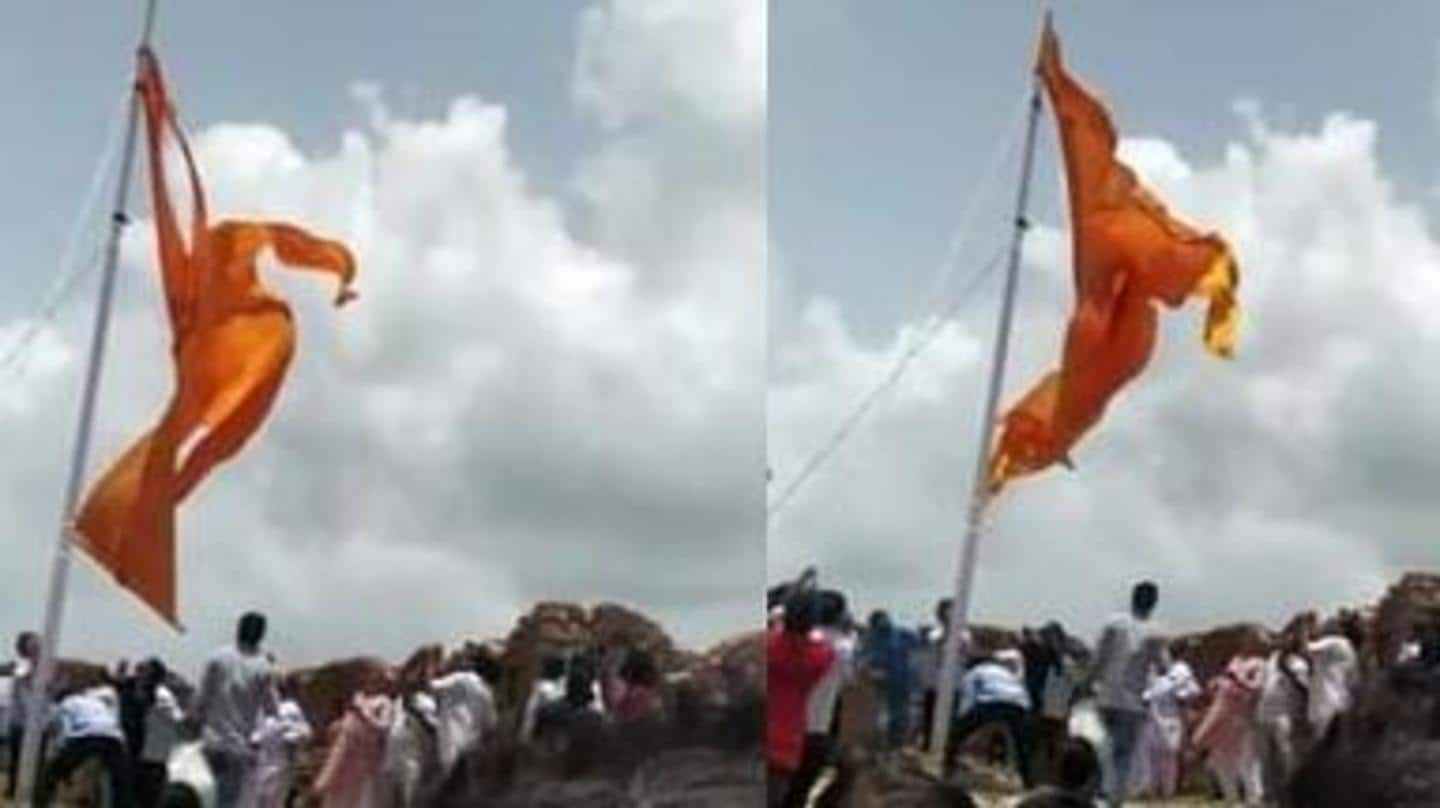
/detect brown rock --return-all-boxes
[1171,622,1274,685]
[687,630,763,703]
[1373,573,1440,665]
[497,601,687,710]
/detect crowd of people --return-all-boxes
[763,573,1414,807]
[1,613,307,807]
[1,611,669,807]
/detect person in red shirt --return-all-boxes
[767,591,835,808]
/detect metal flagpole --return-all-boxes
[15,0,158,799]
[927,67,1045,771]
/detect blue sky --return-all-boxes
[772,1,1440,340]
[3,1,592,310]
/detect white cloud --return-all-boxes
[0,0,762,673]
[574,0,765,134]
[769,108,1440,640]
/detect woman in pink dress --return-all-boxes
[313,670,395,808]
[1191,655,1265,806]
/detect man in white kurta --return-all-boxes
[1256,647,1309,803]
[431,663,499,774]
[383,691,438,808]
[1133,654,1199,798]
[241,697,312,808]
[1303,617,1358,741]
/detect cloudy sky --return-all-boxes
[769,1,1440,641]
[1,0,763,673]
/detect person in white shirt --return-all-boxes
[1133,649,1199,799]
[917,599,973,754]
[195,612,279,808]
[917,599,951,752]
[943,654,1036,788]
[37,684,134,807]
[786,591,856,807]
[429,651,500,776]
[520,657,567,743]
[126,658,184,807]
[1255,630,1310,803]
[533,656,608,750]
[382,689,438,808]
[1300,612,1360,743]
[1092,580,1164,808]
[241,679,312,808]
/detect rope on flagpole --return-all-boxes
[902,90,1032,329]
[765,90,1030,527]
[0,89,133,384]
[767,242,1007,523]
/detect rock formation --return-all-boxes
[275,601,756,805]
[1372,572,1440,665]
[498,601,689,710]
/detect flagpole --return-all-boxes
[15,0,157,799]
[927,63,1045,769]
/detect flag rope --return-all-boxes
[0,89,133,384]
[766,90,1031,526]
[901,89,1033,330]
[767,243,1007,523]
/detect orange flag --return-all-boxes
[986,19,1239,498]
[74,48,357,626]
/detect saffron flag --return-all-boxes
[74,48,357,626]
[986,19,1239,497]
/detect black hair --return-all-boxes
[621,649,659,687]
[473,651,502,686]
[564,658,596,708]
[237,612,267,648]
[783,591,818,635]
[161,782,205,808]
[766,583,791,611]
[142,657,168,690]
[540,656,566,681]
[14,632,38,657]
[1287,681,1440,807]
[816,590,847,627]
[1131,581,1159,617]
[1338,610,1366,653]
[1057,736,1100,791]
